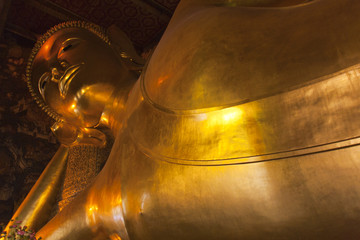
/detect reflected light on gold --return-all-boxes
[195,113,207,121]
[100,115,109,125]
[87,204,98,226]
[157,75,169,85]
[88,205,98,212]
[112,204,125,223]
[221,107,243,123]
[109,233,122,240]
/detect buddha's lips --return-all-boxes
[58,63,83,98]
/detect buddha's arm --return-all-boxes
[3,145,69,233]
[35,189,106,240]
[35,155,128,240]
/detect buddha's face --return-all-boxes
[31,27,126,128]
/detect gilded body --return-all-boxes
[9,0,360,239]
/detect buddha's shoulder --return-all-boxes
[143,2,360,111]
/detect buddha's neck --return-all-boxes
[99,73,138,137]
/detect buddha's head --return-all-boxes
[27,21,134,129]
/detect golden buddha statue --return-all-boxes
[3,22,143,237]
[6,0,360,239]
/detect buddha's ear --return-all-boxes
[107,24,145,71]
[51,122,106,147]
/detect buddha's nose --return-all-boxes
[51,68,61,83]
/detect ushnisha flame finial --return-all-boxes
[25,21,111,122]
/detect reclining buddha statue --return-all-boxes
[6,0,360,239]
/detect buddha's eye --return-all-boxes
[40,79,47,89]
[58,38,81,58]
[61,44,72,53]
[38,72,51,97]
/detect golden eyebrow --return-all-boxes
[57,38,80,58]
[61,38,80,48]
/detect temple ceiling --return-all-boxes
[4,0,179,50]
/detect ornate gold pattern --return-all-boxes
[57,142,112,211]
